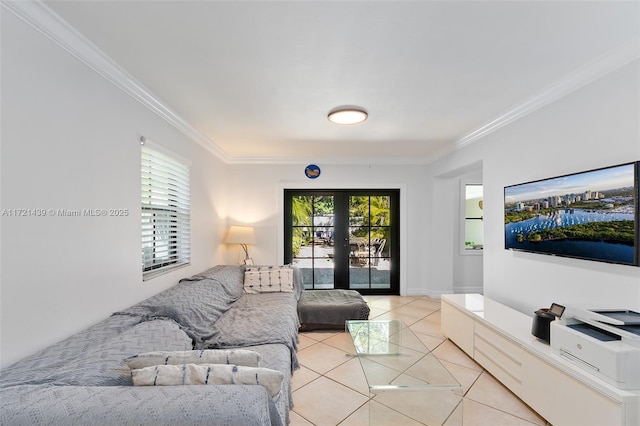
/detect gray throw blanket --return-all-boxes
[298,289,370,327]
[115,265,245,343]
[201,292,301,371]
[116,265,301,372]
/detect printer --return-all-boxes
[550,306,640,390]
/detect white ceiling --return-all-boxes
[43,1,640,164]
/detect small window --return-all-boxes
[141,144,190,279]
[464,184,483,251]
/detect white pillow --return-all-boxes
[124,349,261,370]
[244,265,294,293]
[131,364,284,397]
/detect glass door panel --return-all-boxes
[370,195,391,226]
[348,195,393,291]
[291,195,335,289]
[285,190,399,294]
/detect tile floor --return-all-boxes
[290,295,550,426]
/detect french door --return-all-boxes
[284,189,399,295]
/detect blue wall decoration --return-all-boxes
[305,164,321,179]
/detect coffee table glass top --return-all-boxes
[346,320,460,392]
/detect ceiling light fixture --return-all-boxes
[327,106,368,125]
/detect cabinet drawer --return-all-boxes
[550,371,622,426]
[441,301,475,357]
[518,348,558,421]
[474,323,524,395]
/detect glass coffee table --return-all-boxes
[346,320,462,425]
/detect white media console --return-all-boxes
[441,294,640,426]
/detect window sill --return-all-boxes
[143,262,191,281]
[460,248,483,256]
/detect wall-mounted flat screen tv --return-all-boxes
[504,162,639,266]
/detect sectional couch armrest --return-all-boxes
[0,384,281,426]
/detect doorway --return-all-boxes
[284,189,400,295]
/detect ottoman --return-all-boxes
[298,290,370,331]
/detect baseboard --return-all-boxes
[404,289,429,297]
[404,288,483,299]
[454,286,483,294]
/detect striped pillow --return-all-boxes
[244,265,294,293]
[131,364,284,397]
[124,349,261,370]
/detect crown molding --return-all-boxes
[224,154,432,166]
[456,37,640,149]
[2,0,231,163]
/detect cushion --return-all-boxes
[244,265,294,293]
[124,349,262,370]
[131,364,284,397]
[298,289,370,331]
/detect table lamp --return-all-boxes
[225,226,256,264]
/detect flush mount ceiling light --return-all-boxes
[327,106,368,125]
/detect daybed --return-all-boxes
[298,289,370,331]
[0,265,302,426]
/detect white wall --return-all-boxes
[426,59,640,316]
[0,12,228,368]
[425,159,485,298]
[224,163,429,296]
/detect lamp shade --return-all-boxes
[224,226,256,245]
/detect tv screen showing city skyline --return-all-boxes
[504,162,639,266]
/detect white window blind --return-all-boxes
[141,145,190,279]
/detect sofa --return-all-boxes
[0,265,303,426]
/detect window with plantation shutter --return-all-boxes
[141,144,190,279]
